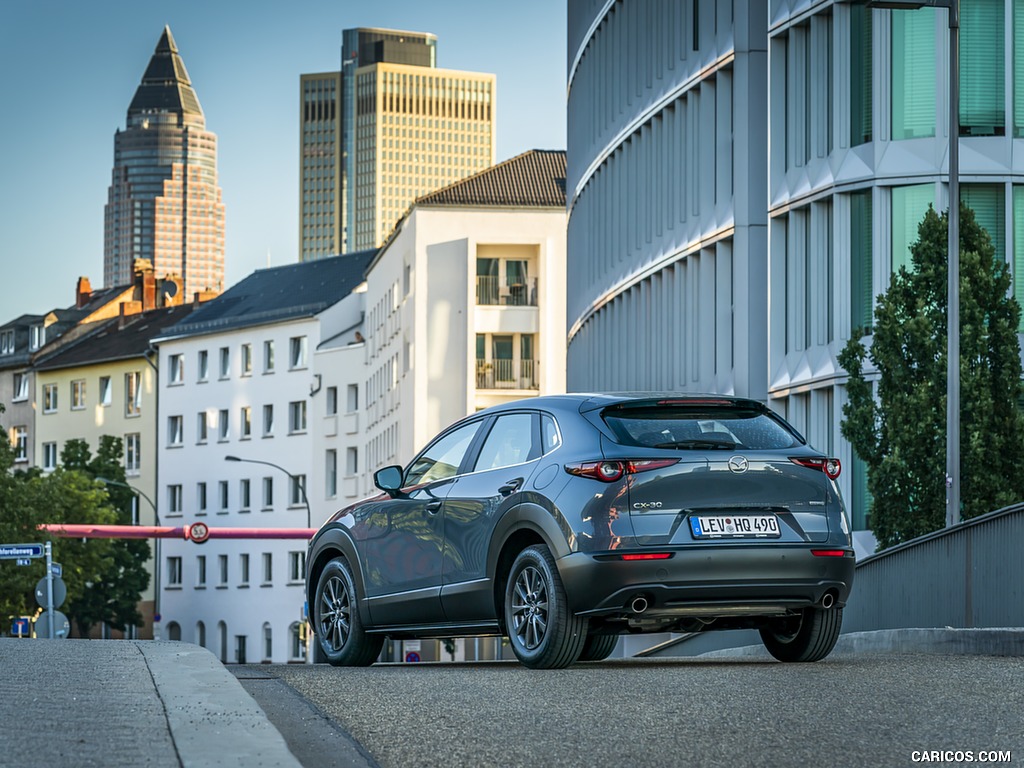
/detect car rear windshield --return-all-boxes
[602,405,802,451]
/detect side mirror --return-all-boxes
[374,465,404,495]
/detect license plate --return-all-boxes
[690,514,780,539]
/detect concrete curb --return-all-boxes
[696,627,1024,659]
[138,641,302,767]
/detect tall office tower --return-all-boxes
[299,28,496,259]
[104,26,225,296]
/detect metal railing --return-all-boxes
[475,359,539,390]
[475,276,538,306]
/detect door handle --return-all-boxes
[425,500,442,514]
[498,478,523,497]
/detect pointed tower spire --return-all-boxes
[127,25,204,124]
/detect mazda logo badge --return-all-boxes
[728,456,749,474]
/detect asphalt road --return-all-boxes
[238,652,1024,768]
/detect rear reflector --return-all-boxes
[564,458,679,483]
[811,549,848,557]
[620,553,673,561]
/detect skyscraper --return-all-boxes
[104,26,225,297]
[300,28,496,259]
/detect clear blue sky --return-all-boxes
[0,0,567,320]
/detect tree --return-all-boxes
[0,424,120,629]
[839,203,1024,549]
[59,437,150,637]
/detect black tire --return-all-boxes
[504,544,587,669]
[759,607,843,663]
[578,632,619,662]
[314,557,384,666]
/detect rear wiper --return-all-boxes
[654,439,737,450]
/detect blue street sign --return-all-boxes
[11,618,30,637]
[0,543,44,560]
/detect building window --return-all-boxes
[851,4,873,146]
[262,552,273,584]
[263,405,274,436]
[125,372,141,417]
[289,401,307,433]
[125,433,141,475]
[0,329,14,355]
[891,9,935,140]
[196,555,207,587]
[346,384,358,412]
[289,475,306,507]
[240,479,251,511]
[241,344,253,376]
[12,372,29,402]
[218,554,228,586]
[29,325,44,351]
[239,553,250,586]
[263,623,272,660]
[43,383,58,413]
[218,409,229,441]
[962,184,1006,265]
[42,441,57,471]
[961,0,1004,136]
[198,350,209,382]
[168,415,183,446]
[10,426,27,462]
[197,412,209,444]
[851,189,873,333]
[262,477,273,509]
[240,407,251,439]
[168,484,183,515]
[70,379,86,410]
[1012,185,1024,331]
[169,354,184,384]
[197,482,208,514]
[326,386,338,415]
[288,551,306,583]
[263,340,275,373]
[98,376,111,406]
[219,480,229,511]
[346,447,358,476]
[167,557,183,587]
[289,336,308,369]
[326,449,337,498]
[219,347,230,378]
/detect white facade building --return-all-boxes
[153,255,371,663]
[357,150,568,492]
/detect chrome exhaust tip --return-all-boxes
[820,592,835,609]
[630,596,649,614]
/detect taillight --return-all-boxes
[811,549,848,557]
[620,552,673,561]
[564,458,678,483]
[790,456,842,480]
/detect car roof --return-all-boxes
[475,393,768,417]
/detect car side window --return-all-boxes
[541,414,561,454]
[404,420,483,486]
[473,413,537,472]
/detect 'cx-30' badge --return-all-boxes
[728,456,749,474]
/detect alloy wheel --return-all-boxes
[511,565,549,650]
[318,573,352,652]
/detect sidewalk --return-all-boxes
[0,639,300,767]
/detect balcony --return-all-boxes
[476,359,539,390]
[476,276,538,306]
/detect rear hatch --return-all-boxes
[598,398,831,545]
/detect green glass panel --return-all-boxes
[851,5,873,146]
[851,455,872,532]
[891,184,934,274]
[892,9,936,140]
[1015,0,1024,136]
[961,184,1005,265]
[1012,187,1024,331]
[851,190,874,332]
[961,0,1004,134]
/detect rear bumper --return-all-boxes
[557,546,855,619]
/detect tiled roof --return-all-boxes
[156,251,375,340]
[34,305,197,371]
[414,150,566,209]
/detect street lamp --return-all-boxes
[868,0,960,526]
[96,477,161,640]
[224,456,311,528]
